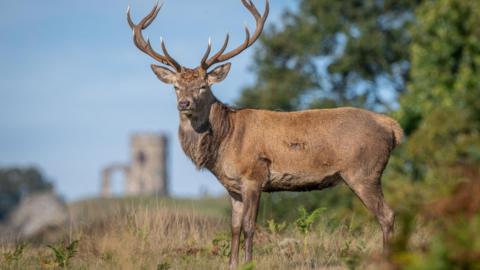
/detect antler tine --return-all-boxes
[208,34,230,63]
[201,0,269,70]
[143,2,164,29]
[127,6,135,28]
[241,0,261,20]
[246,0,269,46]
[127,4,160,32]
[216,26,250,63]
[127,3,182,72]
[160,38,182,70]
[200,38,213,69]
[201,34,230,69]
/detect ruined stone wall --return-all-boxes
[101,133,168,197]
[126,133,168,196]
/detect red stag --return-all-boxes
[127,1,403,269]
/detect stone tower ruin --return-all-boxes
[101,133,169,197]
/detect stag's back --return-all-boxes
[224,107,402,182]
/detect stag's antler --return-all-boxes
[200,0,270,70]
[127,3,182,72]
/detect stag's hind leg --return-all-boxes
[342,173,395,251]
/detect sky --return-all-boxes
[0,0,295,201]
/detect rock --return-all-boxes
[2,191,69,242]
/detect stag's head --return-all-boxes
[127,0,269,121]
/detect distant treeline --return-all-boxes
[0,167,53,220]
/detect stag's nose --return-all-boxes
[178,100,191,111]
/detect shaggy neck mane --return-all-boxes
[179,100,234,171]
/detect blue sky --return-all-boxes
[0,0,295,201]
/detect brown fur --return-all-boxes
[179,101,234,170]
[184,102,403,192]
[128,1,401,267]
[143,61,402,269]
[180,68,205,81]
[175,97,401,269]
[374,114,404,146]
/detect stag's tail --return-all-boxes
[375,115,404,148]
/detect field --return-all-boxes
[0,193,435,270]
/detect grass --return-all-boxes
[0,195,430,270]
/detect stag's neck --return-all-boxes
[178,100,233,171]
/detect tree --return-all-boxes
[395,0,480,181]
[237,0,421,111]
[387,3,480,263]
[0,167,53,220]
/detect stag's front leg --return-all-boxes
[229,194,243,270]
[241,180,262,263]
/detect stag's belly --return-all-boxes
[259,141,343,192]
[219,138,344,194]
[262,169,343,192]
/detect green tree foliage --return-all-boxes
[395,0,480,182]
[0,167,53,220]
[374,2,480,267]
[237,0,421,111]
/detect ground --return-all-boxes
[0,195,429,270]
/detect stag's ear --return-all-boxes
[207,63,231,85]
[151,65,177,84]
